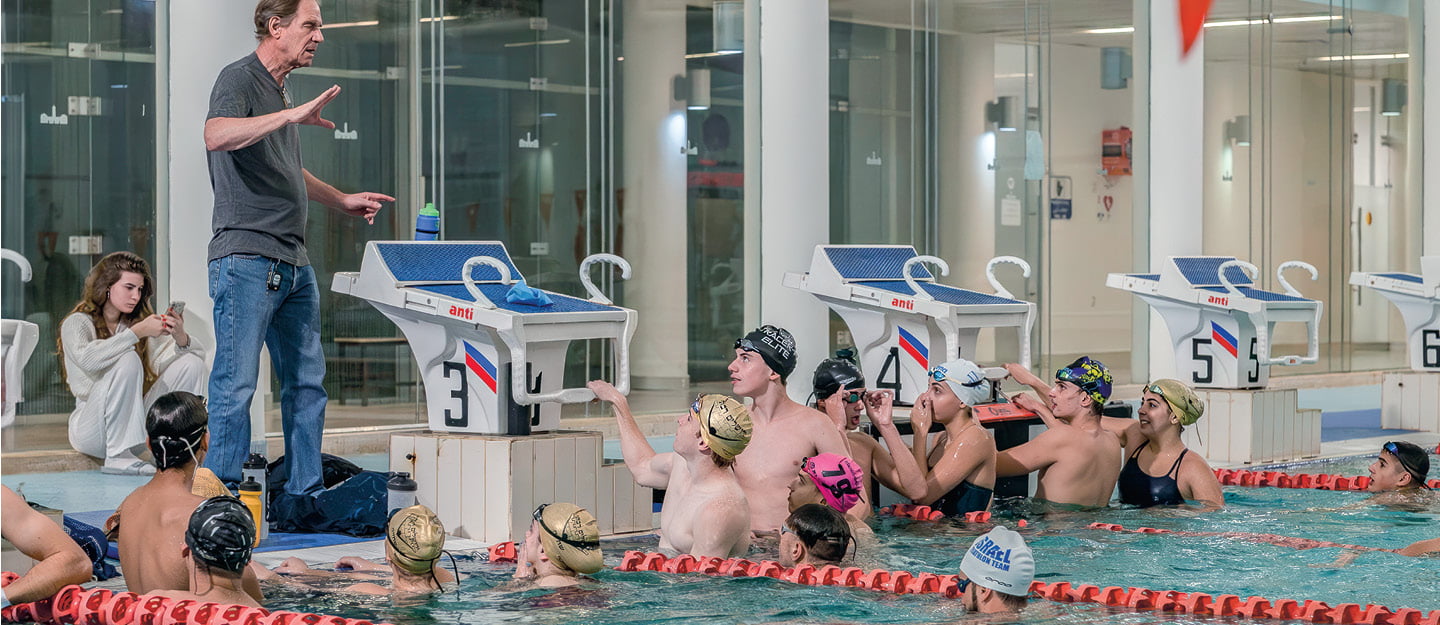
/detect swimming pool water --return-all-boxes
[1261,453,1440,480]
[257,484,1439,625]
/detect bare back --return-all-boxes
[733,399,848,530]
[1035,423,1121,507]
[116,481,205,594]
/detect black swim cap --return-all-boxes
[735,325,797,380]
[185,497,255,574]
[812,358,864,401]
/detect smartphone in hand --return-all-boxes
[166,300,186,317]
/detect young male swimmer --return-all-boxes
[512,503,604,588]
[590,382,753,557]
[778,504,854,568]
[786,453,875,548]
[1005,357,1142,451]
[810,356,926,520]
[998,358,1122,508]
[728,326,851,531]
[274,504,456,594]
[150,497,262,608]
[956,526,1035,614]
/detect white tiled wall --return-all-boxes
[1184,388,1319,464]
[1381,372,1440,433]
[389,431,652,545]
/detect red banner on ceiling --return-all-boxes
[1179,0,1214,56]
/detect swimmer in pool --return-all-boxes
[1005,358,1142,452]
[111,391,264,602]
[728,326,851,532]
[786,453,875,549]
[778,504,854,567]
[810,355,926,521]
[906,358,998,515]
[150,497,262,608]
[1117,380,1224,509]
[274,504,456,594]
[996,358,1122,508]
[956,526,1034,614]
[589,381,753,557]
[512,503,604,588]
[1364,441,1433,507]
[1401,537,1440,556]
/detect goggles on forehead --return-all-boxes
[533,504,599,550]
[928,367,985,387]
[1382,441,1428,485]
[692,394,745,442]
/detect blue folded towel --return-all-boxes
[506,279,554,307]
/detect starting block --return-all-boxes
[1107,256,1322,389]
[1108,256,1324,463]
[1351,257,1440,433]
[333,241,637,434]
[783,245,1035,405]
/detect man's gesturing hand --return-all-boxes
[290,84,341,129]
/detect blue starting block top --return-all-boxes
[1174,257,1255,287]
[377,242,523,283]
[1375,272,1423,284]
[416,284,619,313]
[858,280,1022,306]
[824,246,935,281]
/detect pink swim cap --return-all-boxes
[801,453,865,513]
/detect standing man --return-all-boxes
[203,0,395,495]
[729,325,850,531]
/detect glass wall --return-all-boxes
[827,1,1138,382]
[2,0,157,449]
[1202,0,1422,376]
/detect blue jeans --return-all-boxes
[205,254,327,496]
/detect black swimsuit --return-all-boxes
[1118,447,1188,507]
[932,480,994,516]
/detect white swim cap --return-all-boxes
[960,526,1034,595]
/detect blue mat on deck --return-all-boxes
[66,510,376,561]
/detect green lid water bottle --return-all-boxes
[415,202,440,240]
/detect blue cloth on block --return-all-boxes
[505,279,554,306]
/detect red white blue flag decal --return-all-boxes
[1210,321,1238,358]
[897,326,929,369]
[464,341,498,393]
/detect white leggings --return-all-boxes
[68,351,208,461]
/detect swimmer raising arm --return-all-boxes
[587,380,673,488]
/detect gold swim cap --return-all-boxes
[1147,379,1205,426]
[387,505,445,576]
[191,468,231,499]
[692,394,753,461]
[535,503,603,574]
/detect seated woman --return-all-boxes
[1118,379,1224,509]
[906,358,998,515]
[59,251,206,475]
[778,504,853,567]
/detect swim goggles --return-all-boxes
[692,394,746,443]
[840,390,868,404]
[1382,441,1429,485]
[533,504,600,550]
[955,578,972,594]
[733,338,761,353]
[928,367,986,387]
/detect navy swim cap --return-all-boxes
[735,325,797,379]
[185,497,255,574]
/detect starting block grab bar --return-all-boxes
[1217,260,1320,366]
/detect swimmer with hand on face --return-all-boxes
[272,505,456,595]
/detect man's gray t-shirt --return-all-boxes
[206,53,310,267]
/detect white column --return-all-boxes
[621,0,689,390]
[757,0,829,400]
[936,32,997,317]
[164,0,271,444]
[1139,0,1205,381]
[1423,0,1440,255]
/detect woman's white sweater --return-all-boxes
[60,312,205,401]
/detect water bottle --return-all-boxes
[237,479,265,547]
[415,203,440,240]
[387,472,418,515]
[241,453,268,538]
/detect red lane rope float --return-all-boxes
[1087,523,1400,553]
[875,505,1026,527]
[1213,468,1440,492]
[1030,581,1440,625]
[616,552,1440,624]
[487,541,517,563]
[0,578,391,625]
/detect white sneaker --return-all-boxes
[102,458,156,476]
